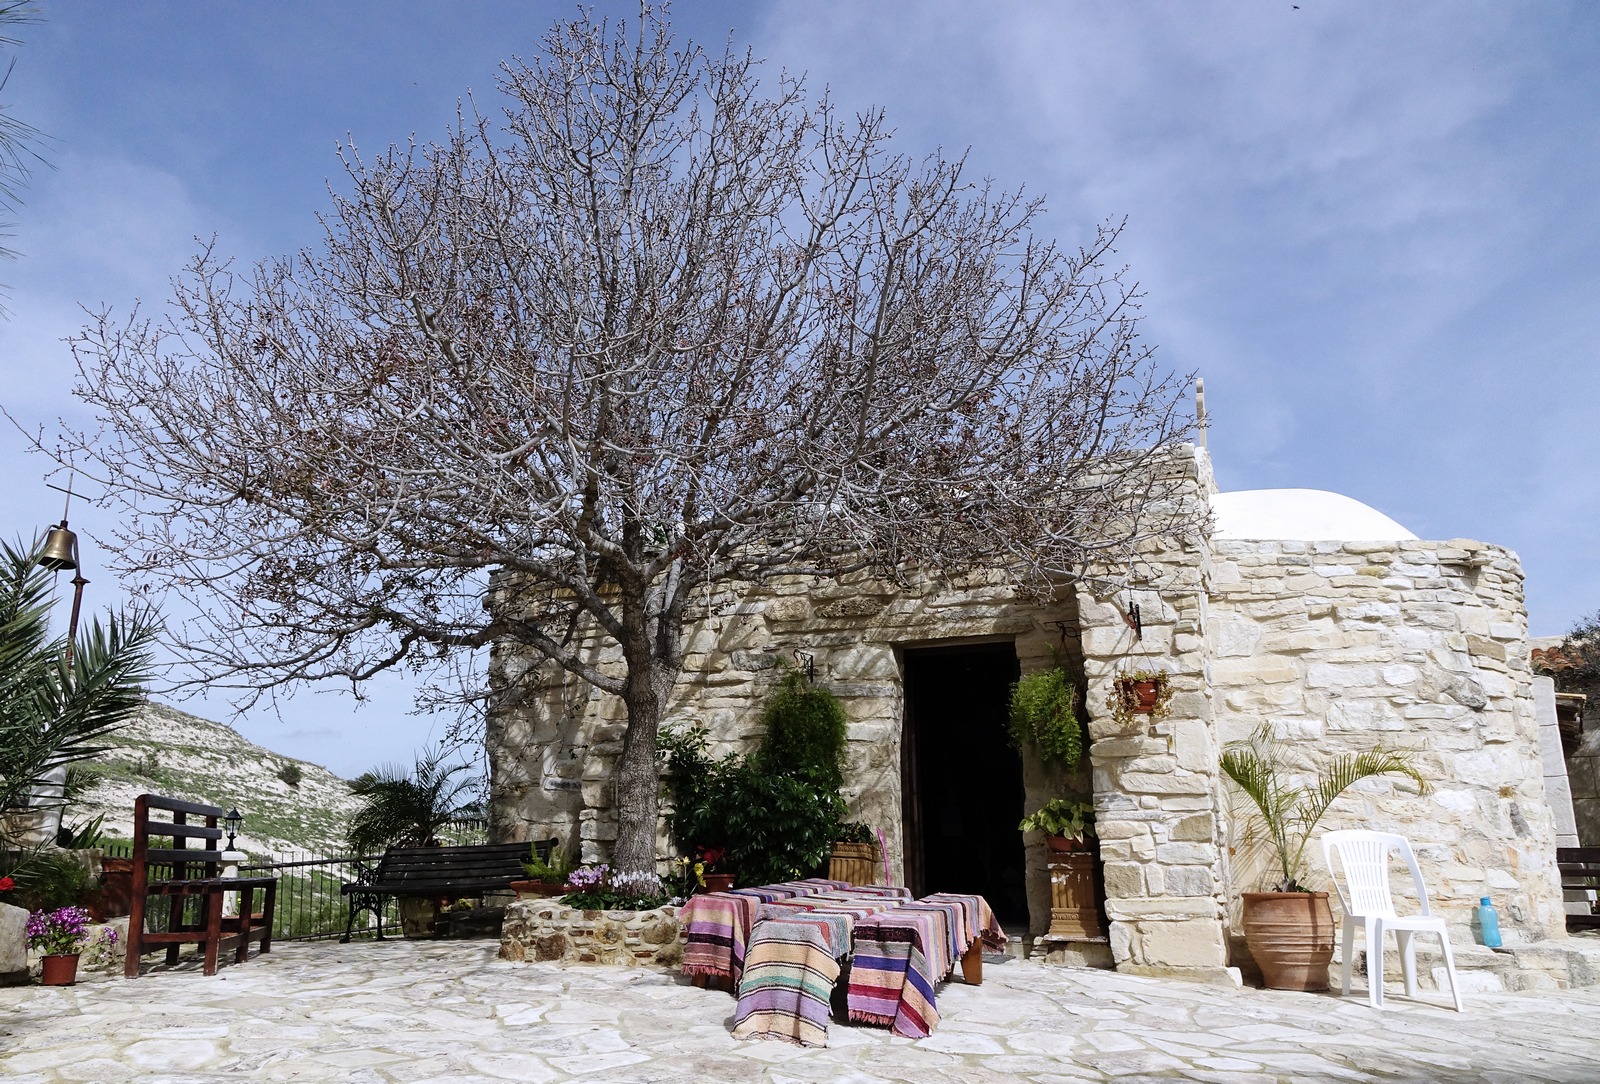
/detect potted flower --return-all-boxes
[1220,724,1430,991]
[26,905,93,986]
[693,846,734,893]
[560,866,670,910]
[1008,666,1083,769]
[511,844,573,899]
[1018,798,1096,853]
[1106,668,1173,725]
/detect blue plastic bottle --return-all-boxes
[1477,896,1502,948]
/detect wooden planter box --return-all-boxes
[828,842,881,886]
[1048,851,1103,939]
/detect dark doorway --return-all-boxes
[901,642,1027,924]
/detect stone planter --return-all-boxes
[1240,891,1335,991]
[399,897,440,939]
[501,901,682,967]
[828,842,881,886]
[1,902,27,986]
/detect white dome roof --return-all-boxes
[1211,489,1418,542]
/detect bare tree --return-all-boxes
[56,9,1197,872]
[0,1,47,306]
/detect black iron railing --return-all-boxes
[240,852,400,941]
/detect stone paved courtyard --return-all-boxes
[5,939,1600,1083]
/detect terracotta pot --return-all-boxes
[40,953,79,986]
[1126,680,1161,713]
[703,872,735,893]
[1241,891,1335,991]
[509,880,569,899]
[1045,835,1089,854]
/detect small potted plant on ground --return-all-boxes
[26,905,93,986]
[1220,724,1430,991]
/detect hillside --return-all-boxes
[69,701,362,859]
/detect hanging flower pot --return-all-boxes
[40,953,80,986]
[1129,680,1161,713]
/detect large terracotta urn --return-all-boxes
[1240,891,1335,991]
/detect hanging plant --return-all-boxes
[1007,667,1083,769]
[1105,668,1174,727]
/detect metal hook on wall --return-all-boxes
[1045,620,1080,656]
[1120,599,1143,640]
[793,650,816,683]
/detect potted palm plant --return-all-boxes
[1220,725,1430,990]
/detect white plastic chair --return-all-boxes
[1321,830,1464,1012]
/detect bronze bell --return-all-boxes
[39,524,79,571]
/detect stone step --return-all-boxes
[1340,934,1600,994]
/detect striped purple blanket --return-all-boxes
[678,880,852,982]
[847,893,1004,1039]
[730,913,849,1047]
[847,906,951,1037]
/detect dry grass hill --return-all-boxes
[69,701,361,859]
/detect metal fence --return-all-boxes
[241,852,399,942]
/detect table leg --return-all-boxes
[961,938,983,985]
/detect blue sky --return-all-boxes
[2,1,1597,779]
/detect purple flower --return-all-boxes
[26,906,94,956]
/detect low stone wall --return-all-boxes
[499,900,682,967]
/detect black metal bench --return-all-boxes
[339,838,554,942]
[1557,846,1600,931]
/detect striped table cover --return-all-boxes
[729,912,850,1047]
[678,879,855,983]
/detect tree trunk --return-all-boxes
[611,643,678,874]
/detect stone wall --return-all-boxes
[485,444,1233,979]
[499,901,682,967]
[1207,536,1566,944]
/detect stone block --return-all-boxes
[1164,866,1217,897]
[1135,917,1227,968]
[1173,719,1213,772]
[1170,813,1216,842]
[0,903,25,981]
[1102,862,1145,898]
[1156,842,1216,865]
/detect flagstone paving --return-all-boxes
[4,940,1600,1082]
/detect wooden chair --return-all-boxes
[124,794,278,978]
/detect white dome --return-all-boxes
[1211,489,1418,542]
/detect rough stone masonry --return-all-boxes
[486,444,1575,985]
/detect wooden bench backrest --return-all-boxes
[132,793,225,890]
[367,839,550,895]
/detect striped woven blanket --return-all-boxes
[847,907,949,1037]
[680,881,849,982]
[730,913,848,1047]
[922,892,1007,951]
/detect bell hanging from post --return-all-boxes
[39,523,79,571]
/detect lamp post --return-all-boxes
[220,809,245,917]
[223,809,242,851]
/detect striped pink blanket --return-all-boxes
[678,880,855,982]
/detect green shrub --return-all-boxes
[1008,667,1082,769]
[754,669,847,793]
[277,762,304,787]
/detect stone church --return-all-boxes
[488,443,1585,984]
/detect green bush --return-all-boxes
[660,677,848,889]
[1008,667,1082,769]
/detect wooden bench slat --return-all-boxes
[140,823,225,841]
[137,793,226,818]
